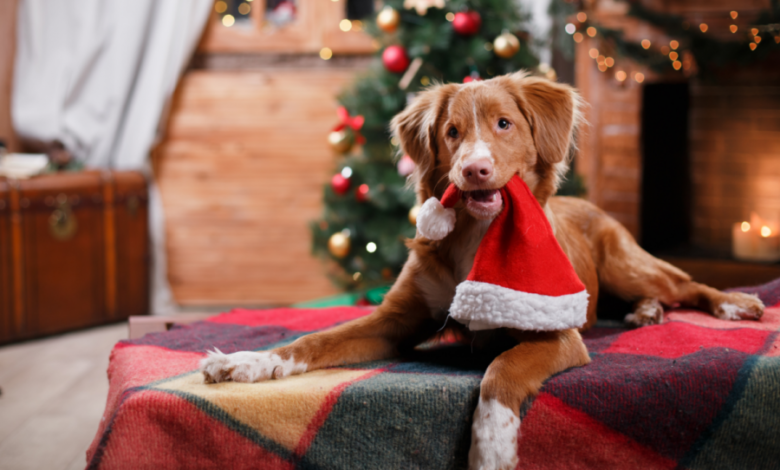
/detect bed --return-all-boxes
[86,279,780,469]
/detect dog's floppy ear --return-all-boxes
[503,72,583,170]
[390,84,457,200]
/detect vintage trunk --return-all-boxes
[0,171,149,343]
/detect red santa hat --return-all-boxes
[416,175,589,331]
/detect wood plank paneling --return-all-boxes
[155,69,361,305]
[0,0,19,151]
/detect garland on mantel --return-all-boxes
[561,0,780,81]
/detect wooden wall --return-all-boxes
[0,0,19,152]
[155,69,363,305]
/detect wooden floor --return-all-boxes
[0,323,127,470]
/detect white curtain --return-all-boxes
[12,0,213,314]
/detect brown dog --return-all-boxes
[201,72,764,470]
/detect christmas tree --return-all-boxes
[311,0,553,294]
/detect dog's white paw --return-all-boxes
[468,397,520,470]
[715,293,764,321]
[200,349,307,384]
[625,298,664,327]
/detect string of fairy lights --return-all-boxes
[564,7,780,84]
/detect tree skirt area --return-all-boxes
[86,279,780,470]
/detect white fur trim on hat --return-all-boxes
[449,280,589,331]
[416,197,456,240]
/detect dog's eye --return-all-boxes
[498,118,511,130]
[448,126,459,139]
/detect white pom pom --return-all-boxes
[416,197,456,240]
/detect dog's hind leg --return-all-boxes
[596,222,764,325]
[468,329,590,470]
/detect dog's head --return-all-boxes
[391,71,583,220]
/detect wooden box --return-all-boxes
[0,170,149,343]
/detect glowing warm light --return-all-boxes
[730,25,738,33]
[339,19,352,31]
[762,226,772,238]
[353,272,362,281]
[573,32,584,43]
[670,40,679,50]
[238,2,251,15]
[420,76,430,86]
[673,60,682,70]
[669,51,679,61]
[754,35,762,44]
[587,27,597,37]
[605,57,615,67]
[750,43,758,51]
[598,63,607,72]
[634,72,645,83]
[730,11,738,20]
[589,48,599,59]
[615,70,627,81]
[222,14,235,27]
[445,12,454,21]
[597,55,606,64]
[661,45,670,55]
[776,36,780,44]
[577,12,587,22]
[565,23,576,34]
[641,39,651,49]
[215,1,227,13]
[742,222,751,232]
[700,23,708,33]
[366,242,377,253]
[320,47,333,60]
[751,28,759,36]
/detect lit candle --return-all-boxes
[733,213,780,263]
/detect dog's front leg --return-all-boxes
[201,268,437,383]
[469,329,590,470]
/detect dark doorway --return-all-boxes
[640,83,691,253]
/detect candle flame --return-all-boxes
[741,222,751,232]
[761,226,772,237]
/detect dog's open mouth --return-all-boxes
[463,189,503,219]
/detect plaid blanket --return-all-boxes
[87,279,780,469]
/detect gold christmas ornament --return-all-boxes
[328,231,351,258]
[408,204,421,225]
[328,130,354,154]
[493,32,520,58]
[376,6,400,33]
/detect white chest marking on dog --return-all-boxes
[200,349,307,383]
[468,397,520,470]
[417,219,491,321]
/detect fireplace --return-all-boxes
[640,82,780,263]
[573,1,780,291]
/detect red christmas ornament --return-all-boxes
[356,184,370,202]
[382,45,410,73]
[453,11,481,36]
[331,174,351,195]
[463,73,482,83]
